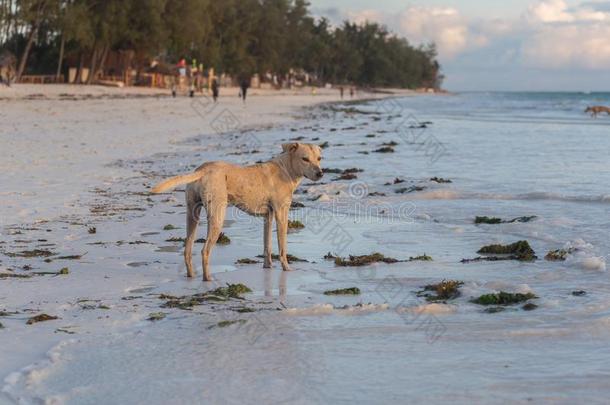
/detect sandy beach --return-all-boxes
[2,85,610,404]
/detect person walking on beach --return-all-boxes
[239,76,250,103]
[349,86,354,98]
[211,77,219,102]
[339,86,344,99]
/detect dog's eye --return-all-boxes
[302,157,310,163]
[317,157,321,161]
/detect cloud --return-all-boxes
[521,0,610,69]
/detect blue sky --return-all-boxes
[309,0,610,91]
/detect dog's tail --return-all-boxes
[151,171,205,194]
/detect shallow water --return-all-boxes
[4,92,610,404]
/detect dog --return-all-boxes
[585,106,610,117]
[151,143,323,281]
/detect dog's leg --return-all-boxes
[263,210,273,268]
[202,202,226,282]
[274,204,291,272]
[184,189,200,278]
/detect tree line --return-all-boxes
[0,0,442,88]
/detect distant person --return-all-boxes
[240,77,250,103]
[211,78,219,102]
[349,87,354,98]
[339,86,344,99]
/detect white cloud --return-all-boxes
[398,7,472,59]
[346,9,384,25]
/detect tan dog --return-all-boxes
[151,143,323,281]
[585,106,610,117]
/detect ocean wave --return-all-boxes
[411,190,610,204]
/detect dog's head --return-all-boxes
[585,106,592,112]
[282,143,323,181]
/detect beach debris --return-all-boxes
[290,201,305,209]
[323,252,336,260]
[334,252,400,267]
[0,322,4,329]
[470,240,537,262]
[522,303,538,311]
[319,141,329,148]
[0,273,32,279]
[324,287,361,295]
[234,307,255,313]
[236,258,260,264]
[373,146,394,153]
[26,314,59,325]
[417,280,463,302]
[545,248,575,261]
[366,134,376,138]
[58,267,69,275]
[4,249,54,258]
[474,216,537,224]
[367,192,386,197]
[358,151,369,155]
[161,283,253,310]
[216,233,231,245]
[572,290,586,296]
[88,227,97,234]
[163,224,178,231]
[215,319,247,328]
[288,220,305,230]
[471,292,537,306]
[333,172,357,181]
[430,177,452,183]
[256,253,307,263]
[395,186,426,194]
[409,254,433,262]
[381,141,398,146]
[147,312,167,321]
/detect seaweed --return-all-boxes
[367,192,386,197]
[256,253,308,263]
[484,307,506,313]
[288,220,305,229]
[334,252,400,267]
[58,267,69,275]
[381,141,398,146]
[88,227,97,234]
[409,254,433,262]
[333,173,357,181]
[163,224,178,231]
[323,252,336,260]
[323,287,361,295]
[477,240,536,261]
[418,280,463,302]
[395,186,426,194]
[235,258,260,264]
[290,201,305,209]
[323,168,343,174]
[147,312,166,321]
[216,319,247,328]
[471,292,537,306]
[475,216,537,224]
[373,146,394,153]
[5,249,55,258]
[572,290,586,296]
[319,141,329,149]
[0,322,4,329]
[26,314,59,325]
[365,134,376,138]
[545,248,574,261]
[234,307,255,313]
[0,273,32,279]
[522,303,538,311]
[208,283,252,299]
[430,177,452,183]
[216,233,231,245]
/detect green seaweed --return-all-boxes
[147,312,166,321]
[236,258,260,264]
[474,216,503,224]
[477,240,537,261]
[572,290,586,296]
[471,292,537,306]
[216,233,231,245]
[545,248,574,261]
[418,280,463,302]
[58,267,69,275]
[373,146,395,153]
[216,319,247,328]
[288,220,305,229]
[323,287,361,295]
[5,249,55,258]
[256,253,308,263]
[163,224,178,231]
[319,141,329,149]
[0,273,32,279]
[409,254,432,262]
[334,252,400,267]
[430,177,452,183]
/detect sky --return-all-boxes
[309,0,610,91]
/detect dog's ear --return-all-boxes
[281,143,299,153]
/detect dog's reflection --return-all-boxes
[264,269,288,303]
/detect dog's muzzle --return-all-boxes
[314,169,323,180]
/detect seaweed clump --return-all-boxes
[288,220,305,230]
[409,254,432,262]
[161,283,253,310]
[256,253,307,263]
[418,280,463,302]
[26,314,59,325]
[475,216,537,224]
[545,248,574,261]
[471,292,537,306]
[235,258,260,264]
[476,240,537,261]
[323,287,361,295]
[373,146,395,153]
[5,249,55,258]
[334,252,400,267]
[430,177,452,183]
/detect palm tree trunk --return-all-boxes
[16,24,37,81]
[56,33,65,81]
